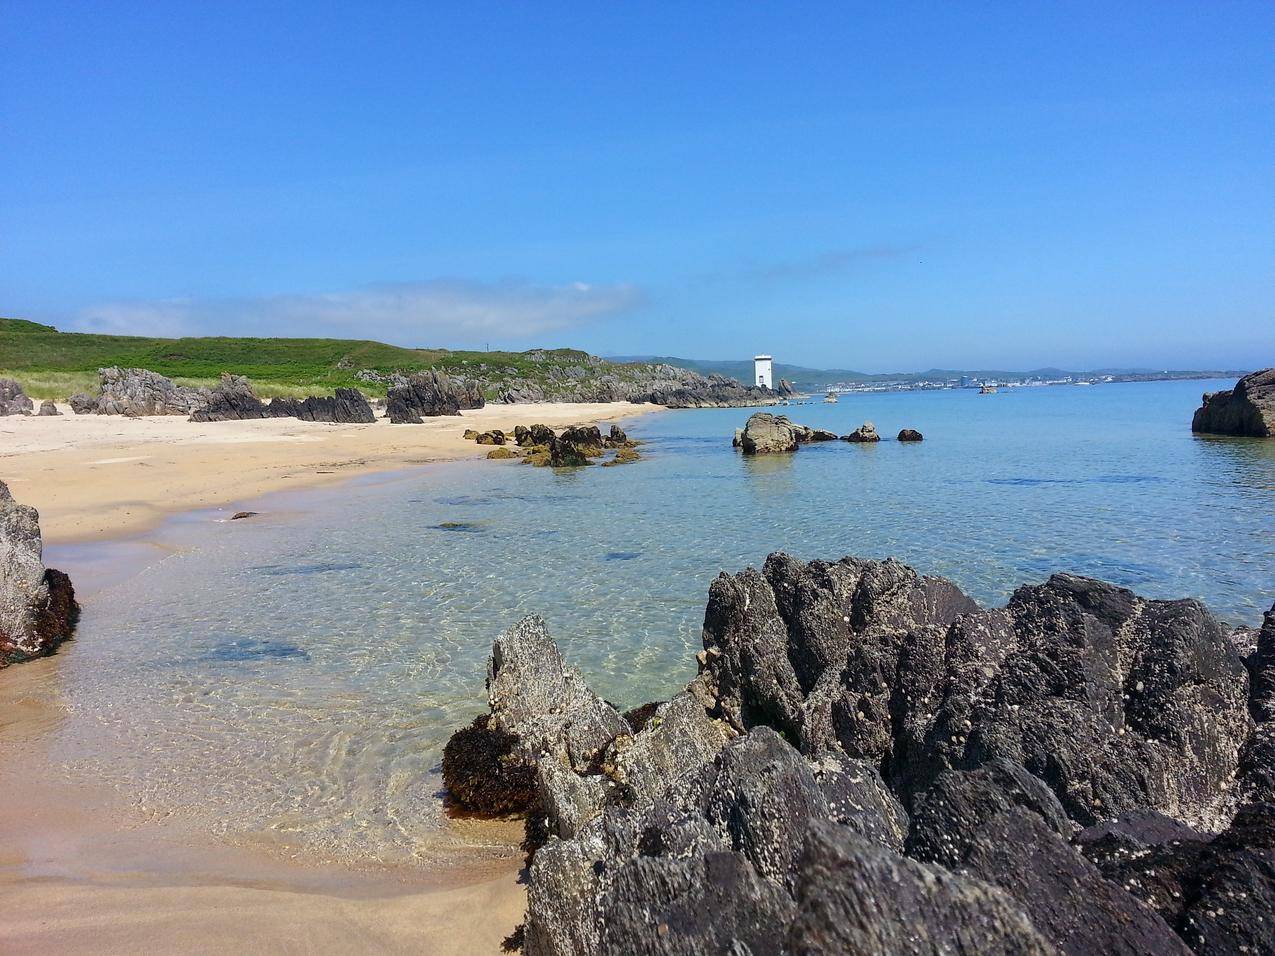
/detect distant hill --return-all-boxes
[608,354,1245,391]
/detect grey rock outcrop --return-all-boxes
[445,554,1275,955]
[0,378,35,416]
[37,400,59,416]
[1191,368,1275,437]
[386,370,484,423]
[1,481,77,666]
[75,367,210,416]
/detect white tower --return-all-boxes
[754,355,773,390]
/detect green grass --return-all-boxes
[0,317,617,399]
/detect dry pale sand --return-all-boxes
[0,402,661,953]
[0,401,658,543]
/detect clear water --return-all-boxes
[34,380,1275,868]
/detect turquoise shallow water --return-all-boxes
[35,379,1275,867]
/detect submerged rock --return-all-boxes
[1192,368,1275,437]
[1,481,78,666]
[444,554,1275,956]
[0,379,34,416]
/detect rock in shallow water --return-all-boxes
[1191,368,1275,437]
[1,481,78,666]
[445,556,1275,955]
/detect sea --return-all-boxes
[26,379,1275,870]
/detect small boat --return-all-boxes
[978,384,997,394]
[823,391,838,403]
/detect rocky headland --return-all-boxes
[1,480,78,666]
[444,555,1275,955]
[1192,368,1275,437]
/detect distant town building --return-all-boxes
[959,375,972,388]
[754,354,773,390]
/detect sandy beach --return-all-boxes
[0,401,657,543]
[0,402,660,954]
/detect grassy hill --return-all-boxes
[0,317,602,399]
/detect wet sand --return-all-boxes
[0,401,657,543]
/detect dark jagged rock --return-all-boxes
[607,424,628,445]
[37,400,59,416]
[898,427,924,441]
[808,429,838,442]
[263,388,376,424]
[1,481,78,666]
[1247,602,1275,722]
[789,820,1054,956]
[386,370,484,423]
[841,421,880,442]
[475,430,507,445]
[906,759,1074,868]
[1079,802,1275,954]
[190,376,375,424]
[445,559,1273,956]
[958,809,1191,956]
[230,511,259,520]
[1191,368,1275,437]
[529,423,555,446]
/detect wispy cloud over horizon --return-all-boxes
[70,278,645,347]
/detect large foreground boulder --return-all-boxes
[734,413,804,454]
[0,379,34,416]
[1,481,77,666]
[445,555,1275,955]
[1192,368,1275,437]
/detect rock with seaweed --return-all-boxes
[444,554,1274,956]
[1,480,78,666]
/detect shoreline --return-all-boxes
[0,404,663,954]
[0,400,659,544]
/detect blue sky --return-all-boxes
[2,2,1272,371]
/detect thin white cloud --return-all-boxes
[72,279,644,345]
